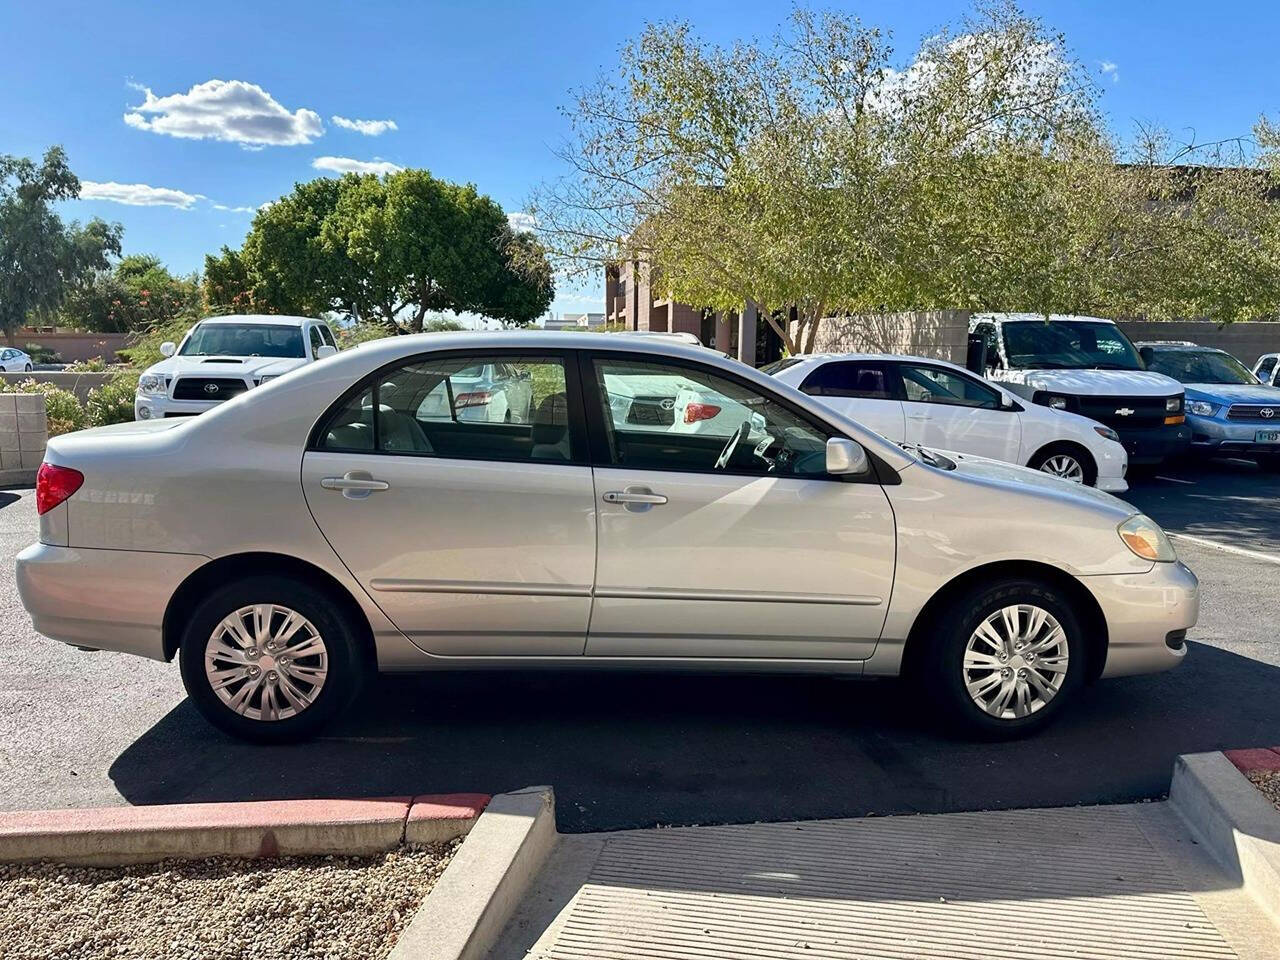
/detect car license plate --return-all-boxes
[1256,430,1280,443]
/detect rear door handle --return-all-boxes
[321,472,390,499]
[603,487,668,512]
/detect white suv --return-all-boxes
[767,353,1129,491]
[135,315,338,421]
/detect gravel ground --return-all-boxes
[1249,770,1280,813]
[0,840,458,960]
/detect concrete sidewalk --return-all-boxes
[494,802,1279,960]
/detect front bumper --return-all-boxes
[16,541,207,661]
[1083,559,1198,678]
[1186,414,1280,457]
[1114,422,1191,466]
[134,393,222,420]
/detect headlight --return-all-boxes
[1165,396,1182,413]
[1118,514,1176,562]
[257,375,277,386]
[1093,425,1120,442]
[1187,400,1218,416]
[137,373,166,396]
[1033,391,1071,410]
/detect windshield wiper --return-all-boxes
[1091,363,1140,370]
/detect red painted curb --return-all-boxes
[0,793,492,865]
[1224,747,1280,775]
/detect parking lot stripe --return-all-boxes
[1170,532,1280,566]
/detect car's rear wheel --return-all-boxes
[178,576,367,743]
[1028,444,1096,486]
[923,578,1084,738]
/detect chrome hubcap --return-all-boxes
[963,604,1069,720]
[1040,455,1085,483]
[204,604,328,722]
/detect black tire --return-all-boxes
[23,363,32,372]
[921,578,1085,739]
[1027,443,1097,486]
[179,575,367,743]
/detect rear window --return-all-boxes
[800,361,898,399]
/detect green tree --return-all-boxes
[61,253,201,333]
[0,147,122,344]
[224,170,554,332]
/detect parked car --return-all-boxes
[1138,341,1280,470]
[1253,353,1280,388]
[766,353,1128,491]
[970,314,1190,468]
[133,315,339,421]
[19,332,1196,743]
[415,361,535,423]
[0,348,33,372]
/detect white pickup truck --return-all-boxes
[134,315,338,420]
[970,313,1190,468]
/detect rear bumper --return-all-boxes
[1115,423,1191,466]
[1083,559,1199,678]
[16,541,207,661]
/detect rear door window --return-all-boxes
[799,361,901,399]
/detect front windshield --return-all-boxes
[179,324,306,358]
[1144,349,1258,385]
[1001,321,1143,371]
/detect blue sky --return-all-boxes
[1,0,1276,320]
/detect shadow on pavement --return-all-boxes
[0,492,23,510]
[110,641,1277,832]
[1123,458,1280,553]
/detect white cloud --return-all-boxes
[507,211,537,233]
[311,155,403,176]
[80,180,203,209]
[124,79,324,147]
[1099,60,1119,83]
[332,115,398,136]
[212,202,258,213]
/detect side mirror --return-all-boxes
[826,437,870,476]
[315,344,338,359]
[159,341,177,358]
[1000,393,1016,410]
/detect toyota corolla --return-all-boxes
[17,333,1197,742]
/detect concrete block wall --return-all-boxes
[805,310,972,363]
[0,393,47,485]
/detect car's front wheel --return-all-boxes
[1028,444,1096,486]
[178,575,367,743]
[23,363,32,372]
[923,578,1084,738]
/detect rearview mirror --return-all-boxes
[315,344,338,359]
[159,341,177,358]
[826,437,870,476]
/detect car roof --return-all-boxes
[781,352,971,368]
[195,314,320,327]
[1134,341,1220,351]
[973,312,1118,325]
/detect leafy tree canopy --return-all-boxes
[211,170,554,332]
[0,147,122,343]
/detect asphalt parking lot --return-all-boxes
[0,460,1277,833]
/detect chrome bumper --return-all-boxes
[16,541,207,661]
[1083,560,1199,678]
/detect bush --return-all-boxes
[23,343,62,364]
[85,371,139,428]
[10,379,87,436]
[65,357,110,372]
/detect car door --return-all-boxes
[302,349,596,657]
[583,352,896,661]
[795,360,907,442]
[897,361,1020,462]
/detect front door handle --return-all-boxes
[321,472,390,500]
[603,487,668,512]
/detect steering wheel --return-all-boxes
[715,420,752,470]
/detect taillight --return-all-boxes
[35,463,84,516]
[684,402,722,424]
[454,391,492,408]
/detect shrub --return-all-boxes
[65,357,110,372]
[10,379,87,436]
[85,371,140,428]
[23,343,62,364]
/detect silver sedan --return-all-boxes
[17,332,1197,742]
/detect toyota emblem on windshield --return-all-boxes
[203,383,220,395]
[1114,407,1134,417]
[1262,408,1276,419]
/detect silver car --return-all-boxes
[17,332,1197,742]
